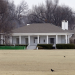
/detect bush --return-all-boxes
[0,44,28,50]
[0,44,28,47]
[0,45,13,46]
[56,44,75,49]
[37,44,53,49]
[15,44,28,47]
[0,46,26,50]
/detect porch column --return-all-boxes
[1,35,3,44]
[68,35,70,44]
[19,36,21,44]
[10,36,12,44]
[65,35,68,44]
[56,35,58,44]
[28,35,30,45]
[37,35,39,44]
[47,35,48,44]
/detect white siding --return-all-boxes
[30,36,47,45]
[48,36,56,44]
[13,36,28,45]
[12,36,19,45]
[12,35,66,45]
[56,35,66,44]
[9,36,12,44]
[30,36,57,45]
[21,36,28,44]
[30,36,35,45]
[21,36,25,44]
[40,36,47,44]
[58,35,61,44]
[61,35,66,44]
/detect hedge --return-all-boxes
[0,46,27,50]
[0,44,28,47]
[0,44,28,50]
[56,44,75,49]
[37,44,53,49]
[15,44,28,47]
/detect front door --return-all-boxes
[50,38,55,44]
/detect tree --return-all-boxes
[0,0,15,33]
[28,0,58,23]
[53,5,75,27]
[0,0,15,45]
[28,0,75,28]
[28,4,46,23]
[15,1,28,27]
[0,0,29,45]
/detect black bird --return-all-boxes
[51,69,54,72]
[64,56,65,57]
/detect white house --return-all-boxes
[0,20,74,49]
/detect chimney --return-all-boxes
[62,20,68,30]
[27,24,30,26]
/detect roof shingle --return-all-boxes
[12,23,72,33]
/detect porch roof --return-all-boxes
[12,23,73,33]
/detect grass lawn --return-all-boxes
[0,49,75,75]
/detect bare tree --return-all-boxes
[53,6,74,26]
[28,0,59,23]
[0,0,15,45]
[45,0,58,23]
[15,1,28,27]
[28,4,46,23]
[0,0,29,45]
[28,0,75,28]
[0,0,15,33]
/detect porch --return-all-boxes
[10,35,70,46]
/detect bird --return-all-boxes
[64,56,65,57]
[51,69,54,72]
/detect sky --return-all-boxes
[9,0,75,10]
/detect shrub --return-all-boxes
[0,45,13,46]
[37,44,53,49]
[0,44,28,47]
[56,44,75,49]
[0,46,26,50]
[0,44,28,50]
[15,44,28,47]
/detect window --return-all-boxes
[50,38,54,44]
[34,37,37,39]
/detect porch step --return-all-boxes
[27,45,37,50]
